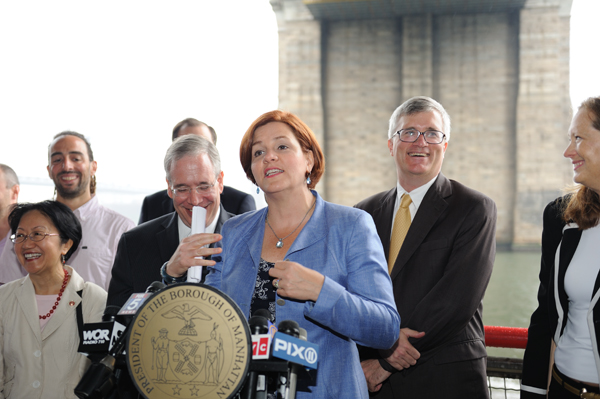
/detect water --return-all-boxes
[483,250,542,358]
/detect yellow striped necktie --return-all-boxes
[388,194,412,273]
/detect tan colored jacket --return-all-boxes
[0,266,106,399]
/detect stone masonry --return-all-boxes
[269,0,573,247]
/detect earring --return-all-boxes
[306,176,311,185]
[62,254,66,265]
[256,186,260,194]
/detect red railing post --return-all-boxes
[484,326,528,349]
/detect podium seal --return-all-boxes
[126,283,251,399]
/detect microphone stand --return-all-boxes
[74,282,166,399]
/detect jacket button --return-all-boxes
[33,380,40,388]
[276,298,286,306]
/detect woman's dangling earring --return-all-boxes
[306,175,311,185]
[62,254,66,265]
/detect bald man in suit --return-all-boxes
[356,96,497,398]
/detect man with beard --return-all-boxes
[0,132,135,290]
[0,164,20,285]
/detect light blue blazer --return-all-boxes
[205,191,400,398]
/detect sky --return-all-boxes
[0,0,599,222]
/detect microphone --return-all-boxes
[146,281,166,293]
[75,281,166,399]
[271,321,319,399]
[272,322,319,370]
[250,314,271,359]
[254,309,277,339]
[78,306,126,362]
[245,313,271,399]
[117,281,166,317]
[278,321,299,399]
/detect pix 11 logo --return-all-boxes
[272,333,318,369]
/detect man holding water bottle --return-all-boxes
[106,135,232,307]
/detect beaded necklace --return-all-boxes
[39,268,70,320]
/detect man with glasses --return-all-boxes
[356,96,497,398]
[107,135,231,307]
[0,164,20,285]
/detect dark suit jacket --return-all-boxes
[521,198,600,398]
[138,186,255,224]
[107,204,232,308]
[355,173,497,397]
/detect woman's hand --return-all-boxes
[269,260,325,302]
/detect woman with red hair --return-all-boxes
[205,110,400,398]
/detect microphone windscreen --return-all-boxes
[102,305,121,321]
[146,281,166,293]
[253,308,273,322]
[299,327,307,341]
[277,320,300,338]
[248,315,269,335]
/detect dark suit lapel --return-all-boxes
[391,174,450,280]
[156,212,180,262]
[370,188,396,259]
[212,204,232,254]
[214,204,232,235]
[558,226,582,304]
[162,191,175,215]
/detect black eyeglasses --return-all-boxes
[394,129,446,144]
[11,232,60,244]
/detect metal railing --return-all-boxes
[485,326,527,398]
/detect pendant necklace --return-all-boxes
[266,198,316,249]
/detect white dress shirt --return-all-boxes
[391,175,438,237]
[554,224,600,384]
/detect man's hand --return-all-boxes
[385,328,425,370]
[166,233,222,277]
[268,260,325,302]
[361,359,391,392]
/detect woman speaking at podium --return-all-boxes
[205,110,400,398]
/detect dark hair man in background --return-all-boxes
[138,118,255,224]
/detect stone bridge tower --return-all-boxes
[270,0,573,247]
